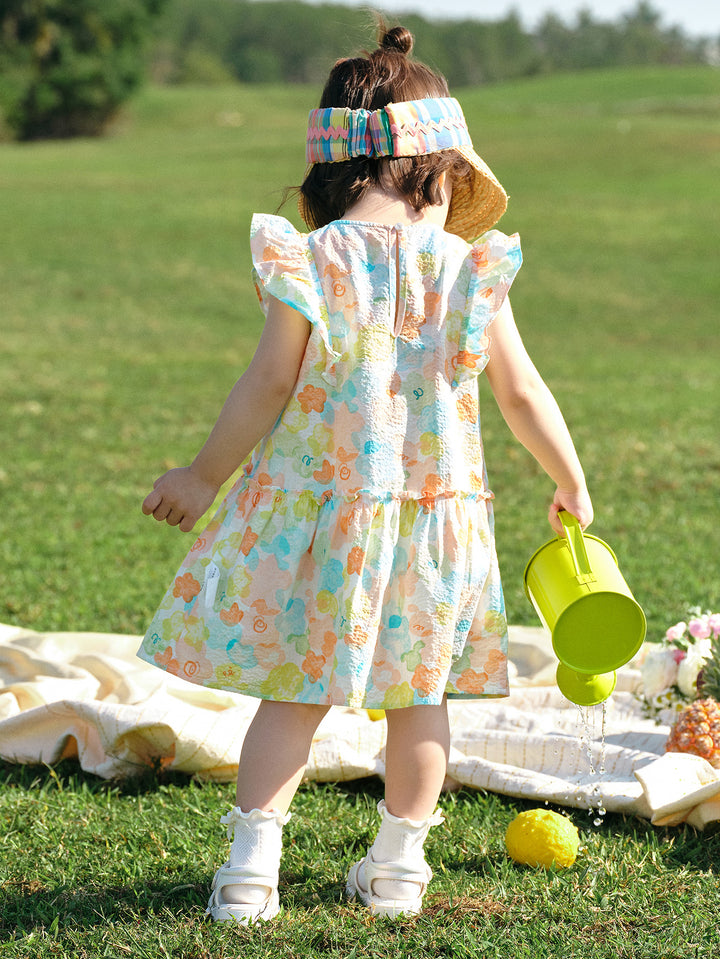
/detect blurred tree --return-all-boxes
[145,0,710,90]
[0,0,168,140]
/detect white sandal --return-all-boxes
[206,807,290,925]
[346,801,444,918]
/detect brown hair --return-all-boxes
[299,25,473,230]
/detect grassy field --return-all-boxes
[1,67,720,956]
[1,68,719,637]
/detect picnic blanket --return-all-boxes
[1,622,719,829]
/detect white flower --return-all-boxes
[639,645,680,698]
[676,639,713,697]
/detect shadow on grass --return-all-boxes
[0,756,196,795]
[0,876,208,936]
[1,871,349,934]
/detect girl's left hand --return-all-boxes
[142,467,218,532]
[548,486,594,536]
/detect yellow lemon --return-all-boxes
[505,809,579,868]
[366,709,386,722]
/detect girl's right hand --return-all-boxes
[142,466,219,533]
[548,486,594,536]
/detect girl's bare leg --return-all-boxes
[383,698,450,819]
[235,699,331,814]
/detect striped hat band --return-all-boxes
[306,96,473,163]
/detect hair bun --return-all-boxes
[379,26,413,56]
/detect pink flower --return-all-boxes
[688,617,711,640]
[707,613,720,638]
[672,648,687,664]
[664,622,687,642]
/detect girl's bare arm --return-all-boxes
[484,298,593,535]
[142,296,311,532]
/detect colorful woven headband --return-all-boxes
[306,96,473,163]
[302,95,509,241]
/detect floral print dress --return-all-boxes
[138,214,522,709]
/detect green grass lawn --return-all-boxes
[2,762,718,958]
[1,67,719,956]
[1,68,718,637]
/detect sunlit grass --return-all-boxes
[3,70,718,637]
[1,69,719,954]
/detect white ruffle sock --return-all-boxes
[206,807,291,924]
[346,800,445,917]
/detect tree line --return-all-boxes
[0,0,713,141]
[152,0,712,87]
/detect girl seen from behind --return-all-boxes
[139,25,593,923]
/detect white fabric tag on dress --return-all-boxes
[203,562,221,610]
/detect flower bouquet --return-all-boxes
[637,610,720,722]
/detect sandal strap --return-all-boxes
[363,849,432,890]
[211,861,276,893]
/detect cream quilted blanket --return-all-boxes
[1,622,719,829]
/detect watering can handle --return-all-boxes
[558,511,594,581]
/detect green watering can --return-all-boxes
[523,512,646,706]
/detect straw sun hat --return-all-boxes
[302,96,507,242]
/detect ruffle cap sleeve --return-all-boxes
[250,214,340,382]
[451,229,522,388]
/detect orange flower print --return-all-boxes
[183,660,201,678]
[471,245,489,270]
[408,608,434,639]
[452,350,483,372]
[345,625,369,648]
[155,645,180,675]
[456,668,488,695]
[339,503,362,535]
[482,649,507,684]
[411,663,443,698]
[423,291,442,318]
[421,473,443,502]
[457,392,478,422]
[398,312,425,342]
[252,598,279,617]
[337,446,357,481]
[298,384,327,413]
[240,529,258,556]
[261,243,281,263]
[337,446,356,465]
[332,281,346,297]
[323,262,349,282]
[347,546,364,575]
[321,631,337,657]
[220,603,244,626]
[302,650,326,683]
[173,572,201,603]
[469,471,485,492]
[313,459,334,483]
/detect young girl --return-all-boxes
[139,26,592,923]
